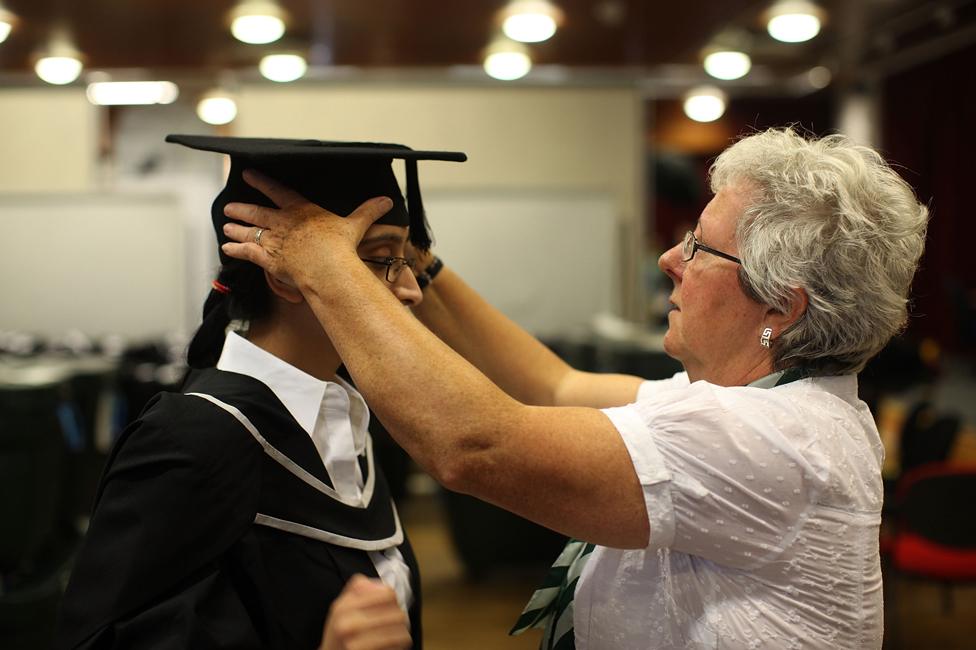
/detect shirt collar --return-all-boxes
[747,366,811,389]
[216,330,328,436]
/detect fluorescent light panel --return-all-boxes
[86,81,179,105]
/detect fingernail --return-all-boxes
[222,224,231,233]
[379,196,393,208]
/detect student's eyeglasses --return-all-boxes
[681,231,742,265]
[360,256,417,283]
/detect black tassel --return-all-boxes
[405,158,433,251]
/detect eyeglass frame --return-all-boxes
[360,256,417,283]
[681,230,742,265]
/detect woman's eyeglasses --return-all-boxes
[681,231,742,265]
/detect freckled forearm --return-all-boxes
[292,246,650,547]
[298,256,517,471]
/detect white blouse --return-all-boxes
[575,372,884,649]
[217,331,413,612]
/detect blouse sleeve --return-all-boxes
[602,380,826,569]
[634,371,690,403]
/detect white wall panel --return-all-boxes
[0,89,96,193]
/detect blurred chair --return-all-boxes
[540,337,598,373]
[62,360,121,532]
[600,346,682,381]
[884,463,976,646]
[0,383,65,578]
[898,402,961,476]
[0,379,73,650]
[440,489,566,581]
[859,336,938,418]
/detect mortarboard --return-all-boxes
[165,135,467,253]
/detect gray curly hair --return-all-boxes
[709,127,929,376]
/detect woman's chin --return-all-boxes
[661,329,679,359]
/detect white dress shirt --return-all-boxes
[217,331,413,611]
[575,372,884,649]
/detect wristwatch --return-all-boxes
[416,256,444,290]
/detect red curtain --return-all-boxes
[882,43,976,353]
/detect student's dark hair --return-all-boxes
[186,182,273,368]
[186,263,271,368]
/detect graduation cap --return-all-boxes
[165,135,467,252]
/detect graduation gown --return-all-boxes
[55,368,422,649]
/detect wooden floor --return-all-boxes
[401,493,976,650]
[400,495,543,650]
[883,578,976,650]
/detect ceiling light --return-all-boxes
[703,50,752,80]
[197,91,238,125]
[766,1,823,43]
[0,5,17,44]
[593,0,626,27]
[259,53,307,82]
[501,1,563,43]
[483,38,532,80]
[34,30,85,85]
[86,81,179,106]
[35,56,84,85]
[683,86,727,123]
[807,66,831,89]
[230,0,286,45]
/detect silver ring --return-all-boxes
[254,228,265,245]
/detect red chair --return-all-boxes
[884,463,976,647]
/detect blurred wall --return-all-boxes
[0,88,97,192]
[0,84,648,339]
[237,84,647,321]
[0,93,196,341]
[0,193,187,338]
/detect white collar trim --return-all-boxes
[217,330,328,437]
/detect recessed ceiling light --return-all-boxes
[683,86,727,123]
[197,91,238,125]
[807,66,832,89]
[259,54,308,82]
[483,38,532,81]
[501,1,563,43]
[229,0,286,44]
[766,1,824,43]
[703,51,752,80]
[33,30,85,85]
[0,5,17,44]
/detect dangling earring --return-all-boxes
[760,327,773,348]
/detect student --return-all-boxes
[55,136,466,650]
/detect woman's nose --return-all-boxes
[658,241,684,283]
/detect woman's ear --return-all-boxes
[765,287,808,332]
[264,270,304,304]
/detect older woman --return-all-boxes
[221,128,928,649]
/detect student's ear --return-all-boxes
[264,270,304,304]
